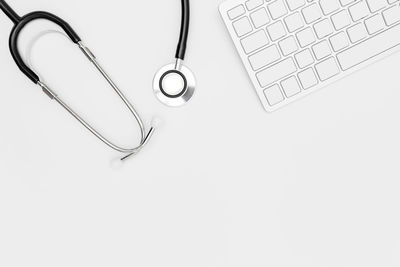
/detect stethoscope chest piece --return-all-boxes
[153,61,196,107]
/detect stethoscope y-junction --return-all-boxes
[0,0,155,160]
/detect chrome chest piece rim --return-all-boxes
[153,60,196,107]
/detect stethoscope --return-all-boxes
[0,0,195,160]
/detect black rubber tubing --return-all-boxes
[175,0,190,60]
[0,1,81,84]
[0,0,19,24]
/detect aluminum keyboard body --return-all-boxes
[220,0,400,112]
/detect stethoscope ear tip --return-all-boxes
[110,157,125,170]
[151,116,163,129]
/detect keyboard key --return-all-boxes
[298,68,318,89]
[233,17,253,37]
[284,12,304,32]
[302,4,322,24]
[319,0,340,15]
[248,45,281,70]
[329,31,349,51]
[264,84,285,106]
[382,5,400,26]
[349,1,370,21]
[279,36,299,55]
[281,76,302,97]
[313,19,334,39]
[366,0,387,13]
[246,0,264,10]
[256,58,297,87]
[340,0,355,6]
[268,0,288,19]
[241,30,270,53]
[294,49,314,68]
[250,8,271,28]
[365,14,385,34]
[228,5,246,20]
[337,23,400,70]
[347,23,368,43]
[267,21,287,41]
[315,57,340,81]
[296,27,316,47]
[331,10,351,30]
[285,0,305,11]
[312,40,332,60]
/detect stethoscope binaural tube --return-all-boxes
[153,0,196,107]
[0,0,155,160]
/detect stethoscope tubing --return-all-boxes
[10,11,81,84]
[176,0,190,60]
[0,0,19,24]
[2,1,81,84]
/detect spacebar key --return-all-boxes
[337,23,400,71]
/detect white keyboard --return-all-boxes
[220,0,400,112]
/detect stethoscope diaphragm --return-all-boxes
[153,60,196,107]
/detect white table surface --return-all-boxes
[1,0,400,266]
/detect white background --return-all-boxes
[1,0,400,266]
